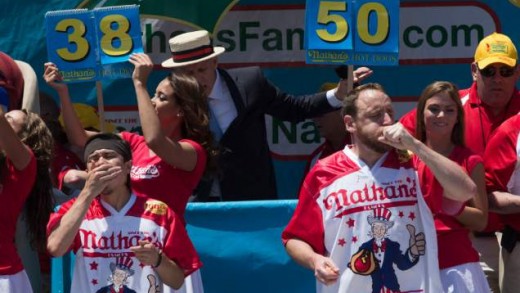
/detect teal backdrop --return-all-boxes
[3,0,520,199]
[4,1,520,292]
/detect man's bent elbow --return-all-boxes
[47,240,68,257]
[47,231,70,257]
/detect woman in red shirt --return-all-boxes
[0,107,54,292]
[414,81,490,292]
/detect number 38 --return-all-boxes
[316,1,390,44]
[54,14,132,62]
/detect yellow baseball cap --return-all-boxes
[59,103,115,133]
[474,32,517,69]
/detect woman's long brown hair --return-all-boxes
[168,74,218,175]
[18,110,55,252]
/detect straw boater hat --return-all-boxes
[161,30,225,68]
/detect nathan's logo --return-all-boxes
[488,43,508,55]
[60,69,96,79]
[79,230,163,250]
[323,178,417,212]
[131,165,159,179]
[145,200,168,216]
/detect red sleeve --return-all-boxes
[8,148,37,200]
[52,147,85,190]
[46,199,82,252]
[162,210,202,276]
[399,108,418,137]
[282,167,325,255]
[120,131,138,147]
[484,121,519,192]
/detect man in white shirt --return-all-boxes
[282,83,477,293]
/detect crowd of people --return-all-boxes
[0,29,519,293]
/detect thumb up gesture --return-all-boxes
[407,224,425,257]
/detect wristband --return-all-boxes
[152,250,163,268]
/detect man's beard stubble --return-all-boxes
[356,128,392,154]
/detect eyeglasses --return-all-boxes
[479,66,516,78]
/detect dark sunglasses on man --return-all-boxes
[479,65,517,78]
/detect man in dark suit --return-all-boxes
[161,30,360,201]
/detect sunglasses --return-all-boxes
[479,66,516,78]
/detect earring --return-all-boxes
[177,112,183,117]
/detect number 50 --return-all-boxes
[316,1,390,45]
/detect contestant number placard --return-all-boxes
[305,0,399,66]
[45,5,143,82]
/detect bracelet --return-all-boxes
[152,250,163,268]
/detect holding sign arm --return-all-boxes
[128,53,200,171]
[334,66,373,100]
[43,62,94,148]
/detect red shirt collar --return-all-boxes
[465,82,520,114]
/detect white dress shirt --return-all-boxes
[208,70,237,134]
[206,71,341,199]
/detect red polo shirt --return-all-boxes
[484,115,520,232]
[399,82,520,232]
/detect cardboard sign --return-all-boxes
[45,5,143,82]
[305,0,399,66]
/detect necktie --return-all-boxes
[373,241,386,253]
[208,100,223,142]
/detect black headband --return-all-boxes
[84,135,132,163]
